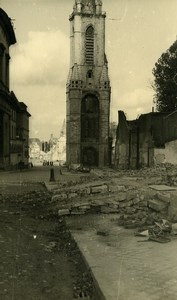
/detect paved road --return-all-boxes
[0,166,90,188]
[0,166,63,183]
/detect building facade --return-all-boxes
[66,0,111,167]
[0,8,31,169]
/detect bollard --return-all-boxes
[49,168,55,182]
[59,164,62,175]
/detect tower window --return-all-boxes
[87,70,93,78]
[85,26,94,64]
[81,95,99,142]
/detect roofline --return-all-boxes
[0,8,16,45]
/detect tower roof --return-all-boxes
[100,64,110,82]
[70,63,81,81]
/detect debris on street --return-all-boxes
[135,219,177,243]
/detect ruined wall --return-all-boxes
[116,112,168,169]
[138,114,153,167]
[154,140,177,165]
[115,111,130,169]
[164,111,177,143]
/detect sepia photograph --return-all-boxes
[0,0,177,299]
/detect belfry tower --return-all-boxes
[66,0,111,167]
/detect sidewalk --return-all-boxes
[66,214,177,300]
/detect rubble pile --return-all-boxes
[51,182,170,225]
[135,219,177,243]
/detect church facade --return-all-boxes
[66,0,111,167]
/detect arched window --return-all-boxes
[85,26,94,64]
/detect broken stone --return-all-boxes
[132,197,141,205]
[68,193,78,199]
[91,200,105,207]
[71,211,86,215]
[126,190,138,201]
[117,192,126,202]
[125,208,137,215]
[108,185,126,193]
[79,187,91,195]
[155,192,171,204]
[60,193,68,199]
[119,202,126,208]
[149,185,177,191]
[148,199,168,212]
[78,206,90,212]
[58,209,70,216]
[108,203,119,209]
[97,230,109,236]
[138,200,148,207]
[101,206,119,214]
[91,184,108,194]
[136,211,148,220]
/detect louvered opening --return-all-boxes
[85,26,94,64]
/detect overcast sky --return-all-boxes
[1,0,177,140]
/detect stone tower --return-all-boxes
[66,0,111,167]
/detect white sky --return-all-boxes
[1,0,177,140]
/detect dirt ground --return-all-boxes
[0,184,97,300]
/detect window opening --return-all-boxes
[85,26,94,64]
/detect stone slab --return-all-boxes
[149,185,177,191]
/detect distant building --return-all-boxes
[0,8,31,169]
[115,110,177,169]
[66,0,111,167]
[29,138,42,160]
[29,124,67,165]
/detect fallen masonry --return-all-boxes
[49,181,177,230]
[46,164,177,241]
[135,219,177,243]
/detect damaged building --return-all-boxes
[115,110,177,169]
[0,8,31,169]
